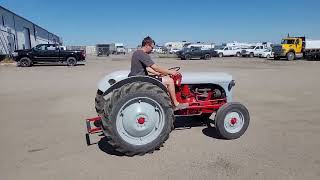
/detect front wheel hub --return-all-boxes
[230,117,237,125]
[224,112,244,133]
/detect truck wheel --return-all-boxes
[266,54,270,59]
[204,54,211,60]
[102,82,174,156]
[214,102,250,139]
[185,54,191,60]
[287,52,295,61]
[249,53,254,58]
[236,52,241,57]
[19,57,32,67]
[218,53,223,58]
[66,57,77,66]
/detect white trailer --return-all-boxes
[164,41,190,50]
[186,43,214,50]
[110,43,126,55]
[305,40,320,49]
[304,39,320,60]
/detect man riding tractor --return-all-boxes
[128,36,189,111]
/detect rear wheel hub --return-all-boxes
[116,97,165,145]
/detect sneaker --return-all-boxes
[174,103,189,111]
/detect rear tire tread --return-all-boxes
[101,82,174,156]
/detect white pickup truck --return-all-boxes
[215,46,242,57]
[241,45,268,58]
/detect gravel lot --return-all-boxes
[1,55,320,180]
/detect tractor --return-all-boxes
[86,67,250,156]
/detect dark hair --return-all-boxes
[142,36,155,47]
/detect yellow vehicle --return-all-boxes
[273,36,305,61]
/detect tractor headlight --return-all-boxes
[108,79,116,85]
[228,80,235,91]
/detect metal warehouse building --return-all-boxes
[0,6,61,57]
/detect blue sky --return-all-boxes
[2,0,320,47]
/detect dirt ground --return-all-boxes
[0,55,320,180]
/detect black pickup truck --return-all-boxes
[177,47,216,60]
[12,44,86,67]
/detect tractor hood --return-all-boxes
[181,72,232,84]
[98,70,233,93]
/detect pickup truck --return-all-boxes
[12,44,86,67]
[215,46,241,57]
[241,45,268,58]
[178,47,216,60]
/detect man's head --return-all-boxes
[141,36,155,54]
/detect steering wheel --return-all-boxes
[168,67,181,71]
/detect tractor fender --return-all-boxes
[98,70,167,96]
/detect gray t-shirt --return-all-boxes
[128,50,155,76]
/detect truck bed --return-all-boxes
[306,40,320,50]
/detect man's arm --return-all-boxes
[150,64,178,76]
[146,67,161,76]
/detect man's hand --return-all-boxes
[168,70,179,76]
[150,64,179,76]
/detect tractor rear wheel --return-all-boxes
[95,90,105,116]
[214,102,249,139]
[102,82,174,156]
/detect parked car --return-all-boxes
[12,44,86,67]
[258,49,274,58]
[153,46,166,54]
[241,45,268,57]
[215,46,242,57]
[179,47,216,60]
[169,48,180,54]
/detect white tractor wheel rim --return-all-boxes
[116,97,165,146]
[223,111,244,134]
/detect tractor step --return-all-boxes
[85,116,103,146]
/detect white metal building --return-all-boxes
[0,6,61,56]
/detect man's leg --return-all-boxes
[162,76,179,106]
[161,76,188,110]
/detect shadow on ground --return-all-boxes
[33,63,85,67]
[96,116,222,156]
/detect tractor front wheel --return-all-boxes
[214,102,250,139]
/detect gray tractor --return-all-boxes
[90,68,250,156]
